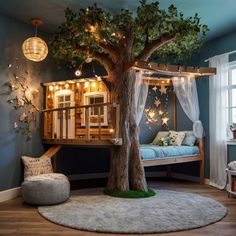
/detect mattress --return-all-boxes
[140,145,200,160]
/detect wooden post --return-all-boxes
[199,138,205,184]
[98,106,101,140]
[85,107,90,140]
[65,109,69,139]
[60,110,63,139]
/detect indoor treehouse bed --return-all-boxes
[133,64,206,184]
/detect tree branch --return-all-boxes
[75,45,114,77]
[136,33,177,61]
[86,24,119,62]
[98,41,119,62]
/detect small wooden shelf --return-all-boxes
[226,168,236,197]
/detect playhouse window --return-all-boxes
[83,92,108,126]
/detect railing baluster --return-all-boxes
[98,106,101,140]
[66,109,69,139]
[60,110,63,139]
[85,107,90,140]
[42,102,120,143]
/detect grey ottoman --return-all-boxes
[22,173,70,205]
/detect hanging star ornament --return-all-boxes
[159,85,167,95]
[152,86,158,92]
[162,117,169,126]
[154,99,161,107]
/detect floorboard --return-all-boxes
[0,179,236,236]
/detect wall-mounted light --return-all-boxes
[22,18,48,62]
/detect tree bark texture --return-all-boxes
[106,68,147,192]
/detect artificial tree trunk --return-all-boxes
[107,68,148,192]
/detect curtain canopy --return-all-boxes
[134,71,149,125]
[172,77,203,138]
[209,54,228,189]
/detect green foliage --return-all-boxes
[51,0,208,67]
[104,188,156,198]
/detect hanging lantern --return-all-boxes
[22,19,48,62]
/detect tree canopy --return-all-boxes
[51,0,208,73]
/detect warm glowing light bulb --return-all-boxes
[91,82,96,88]
[75,69,82,77]
[149,111,155,118]
[159,110,164,116]
[109,128,114,133]
[54,85,59,90]
[84,82,89,88]
[49,85,53,91]
[65,84,69,89]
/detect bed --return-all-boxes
[140,138,204,184]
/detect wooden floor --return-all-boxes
[0,179,236,236]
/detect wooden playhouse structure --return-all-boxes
[43,78,120,146]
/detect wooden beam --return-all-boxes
[143,77,172,86]
[142,155,201,167]
[42,145,62,158]
[43,139,122,147]
[127,61,216,78]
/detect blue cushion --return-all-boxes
[182,131,197,146]
[140,145,199,160]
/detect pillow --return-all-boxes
[182,131,197,146]
[228,161,236,171]
[21,155,53,179]
[152,131,170,145]
[169,131,186,146]
[156,136,171,146]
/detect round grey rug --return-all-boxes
[38,188,227,234]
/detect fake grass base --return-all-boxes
[104,188,156,198]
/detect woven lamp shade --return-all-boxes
[22,36,48,62]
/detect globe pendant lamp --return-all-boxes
[22,19,48,62]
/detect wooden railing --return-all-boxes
[42,102,121,146]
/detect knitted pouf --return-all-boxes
[22,173,70,205]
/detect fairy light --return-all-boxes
[109,128,114,133]
[91,82,96,88]
[65,83,69,89]
[84,82,89,88]
[49,85,54,91]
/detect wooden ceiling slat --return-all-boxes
[127,61,216,78]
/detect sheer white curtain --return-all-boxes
[172,77,203,138]
[209,54,228,189]
[134,72,149,125]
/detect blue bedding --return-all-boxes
[140,145,199,160]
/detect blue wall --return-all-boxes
[0,13,70,191]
